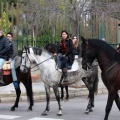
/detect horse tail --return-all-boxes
[93,67,99,94]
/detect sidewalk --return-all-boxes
[0,78,108,103]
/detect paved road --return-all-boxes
[0,94,119,120]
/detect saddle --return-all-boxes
[2,56,21,75]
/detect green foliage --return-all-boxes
[0,11,11,35]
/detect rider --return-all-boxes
[54,30,75,83]
[0,29,10,85]
[6,32,19,88]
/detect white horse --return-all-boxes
[20,46,98,116]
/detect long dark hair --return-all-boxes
[61,30,69,39]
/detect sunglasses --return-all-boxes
[73,37,77,39]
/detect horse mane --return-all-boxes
[87,39,120,60]
[28,47,53,58]
[32,47,42,55]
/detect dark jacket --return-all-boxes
[58,39,75,65]
[0,35,10,60]
[8,41,18,60]
[73,43,82,58]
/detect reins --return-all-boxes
[30,56,54,72]
[21,50,54,72]
[89,59,110,68]
[85,59,118,73]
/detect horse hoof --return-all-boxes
[57,110,62,116]
[89,108,93,112]
[28,107,32,111]
[84,109,89,114]
[41,111,48,116]
[11,107,15,111]
[57,113,62,116]
[65,97,69,100]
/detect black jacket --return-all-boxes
[8,41,18,60]
[73,43,82,58]
[58,39,75,65]
[0,35,10,60]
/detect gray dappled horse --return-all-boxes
[20,46,98,116]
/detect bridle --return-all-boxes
[21,49,54,72]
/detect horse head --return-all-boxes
[81,36,96,70]
[20,46,32,73]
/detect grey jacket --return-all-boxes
[8,41,18,60]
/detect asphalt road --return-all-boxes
[0,93,119,120]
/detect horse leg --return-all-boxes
[60,85,64,100]
[22,81,34,111]
[104,90,117,120]
[53,85,62,116]
[65,85,69,100]
[42,85,50,116]
[11,84,21,111]
[85,88,94,114]
[84,77,95,114]
[115,93,120,111]
[82,77,90,90]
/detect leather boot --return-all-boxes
[63,68,68,82]
[0,69,5,85]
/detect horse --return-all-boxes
[44,43,69,100]
[81,36,120,120]
[20,46,98,116]
[1,57,33,111]
[44,43,99,113]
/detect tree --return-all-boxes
[0,11,11,35]
[89,0,120,20]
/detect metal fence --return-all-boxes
[0,2,120,53]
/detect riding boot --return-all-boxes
[0,69,5,85]
[63,68,68,82]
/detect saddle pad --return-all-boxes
[2,62,11,70]
[58,59,79,73]
[2,56,21,70]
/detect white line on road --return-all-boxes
[0,115,20,119]
[28,117,64,120]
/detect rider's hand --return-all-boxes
[6,60,12,64]
[54,53,57,56]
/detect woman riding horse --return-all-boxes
[54,30,75,84]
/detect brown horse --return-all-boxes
[81,36,120,120]
[2,64,33,111]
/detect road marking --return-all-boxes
[29,118,64,120]
[0,115,20,119]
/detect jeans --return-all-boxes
[0,58,6,69]
[11,58,17,81]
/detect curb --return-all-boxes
[0,87,108,103]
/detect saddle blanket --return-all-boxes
[2,56,21,70]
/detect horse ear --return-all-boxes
[81,36,88,44]
[81,36,86,42]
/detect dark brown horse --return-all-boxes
[2,62,33,111]
[81,36,120,120]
